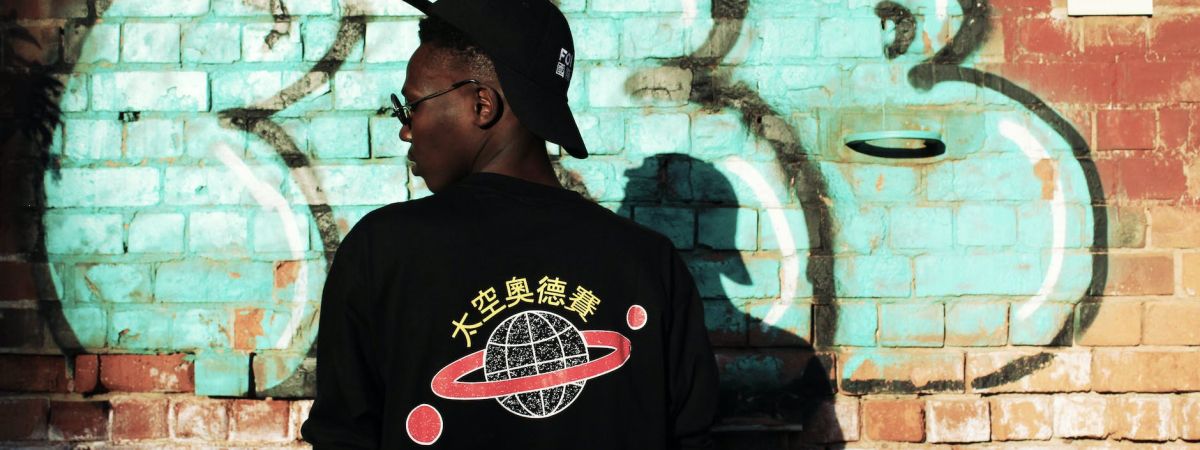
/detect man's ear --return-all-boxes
[473,86,504,129]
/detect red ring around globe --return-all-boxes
[431,330,631,400]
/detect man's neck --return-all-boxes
[472,139,563,189]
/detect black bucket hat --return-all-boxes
[403,0,588,159]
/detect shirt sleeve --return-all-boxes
[300,226,384,449]
[665,246,719,450]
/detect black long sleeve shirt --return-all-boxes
[300,171,718,449]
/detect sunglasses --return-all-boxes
[389,79,481,127]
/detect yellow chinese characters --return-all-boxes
[450,275,604,347]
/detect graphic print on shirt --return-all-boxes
[405,275,644,445]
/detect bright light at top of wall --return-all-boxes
[1067,0,1153,16]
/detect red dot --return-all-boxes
[627,305,647,330]
[406,404,442,445]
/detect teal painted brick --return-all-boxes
[944,157,1046,201]
[572,18,619,61]
[364,20,418,63]
[688,256,782,298]
[890,206,953,250]
[310,116,369,159]
[689,160,794,208]
[61,307,106,348]
[1010,302,1073,345]
[717,353,787,391]
[957,204,1017,247]
[703,299,747,344]
[126,119,183,159]
[251,352,310,394]
[242,22,302,62]
[44,213,124,255]
[282,0,333,15]
[698,208,757,251]
[302,20,364,62]
[182,22,241,63]
[189,211,249,255]
[840,164,920,201]
[246,117,308,157]
[1018,202,1087,249]
[925,161,955,201]
[825,302,877,346]
[57,74,89,111]
[164,165,286,205]
[753,18,818,62]
[251,308,294,350]
[286,165,407,205]
[101,0,210,16]
[575,112,624,155]
[171,308,232,349]
[252,210,312,253]
[914,253,1044,296]
[830,205,887,253]
[272,260,327,302]
[634,206,694,249]
[212,70,285,110]
[194,349,250,396]
[45,167,159,207]
[65,22,119,64]
[279,72,334,115]
[879,302,945,347]
[63,119,121,160]
[369,116,408,158]
[71,264,152,303]
[834,255,912,298]
[587,66,691,108]
[746,300,812,344]
[337,0,423,15]
[128,213,185,253]
[621,17,686,59]
[155,260,274,302]
[184,116,246,158]
[121,22,180,63]
[92,71,208,111]
[109,307,170,350]
[589,0,651,12]
[1046,250,1093,302]
[211,0,275,15]
[946,301,1008,346]
[759,208,815,251]
[558,157,650,202]
[690,112,750,160]
[334,70,406,110]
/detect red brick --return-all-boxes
[1150,206,1200,248]
[967,350,1091,393]
[111,397,168,441]
[1185,253,1200,297]
[1119,62,1200,103]
[1079,16,1149,60]
[49,401,109,441]
[1103,253,1174,296]
[1158,108,1197,151]
[926,398,990,443]
[0,308,45,348]
[1097,109,1155,150]
[100,354,194,393]
[73,354,98,393]
[983,62,1118,104]
[991,396,1053,441]
[1076,301,1142,346]
[1180,395,1200,441]
[230,399,291,442]
[1093,350,1200,392]
[0,398,49,440]
[0,261,39,301]
[0,354,69,392]
[990,0,1053,17]
[1119,155,1189,200]
[1053,394,1106,438]
[173,398,229,441]
[839,349,964,395]
[793,398,859,444]
[1152,16,1200,58]
[863,399,924,442]
[291,399,313,438]
[1107,205,1148,249]
[1010,17,1077,60]
[1143,301,1200,345]
[1108,395,1177,441]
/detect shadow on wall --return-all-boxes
[615,154,844,448]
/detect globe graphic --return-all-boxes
[483,311,590,418]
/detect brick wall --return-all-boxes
[1,0,1199,447]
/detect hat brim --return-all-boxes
[493,62,588,159]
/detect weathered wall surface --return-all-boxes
[1,0,1199,447]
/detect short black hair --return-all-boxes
[417,16,498,82]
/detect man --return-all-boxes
[299,0,718,448]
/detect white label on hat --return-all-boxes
[556,48,573,81]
